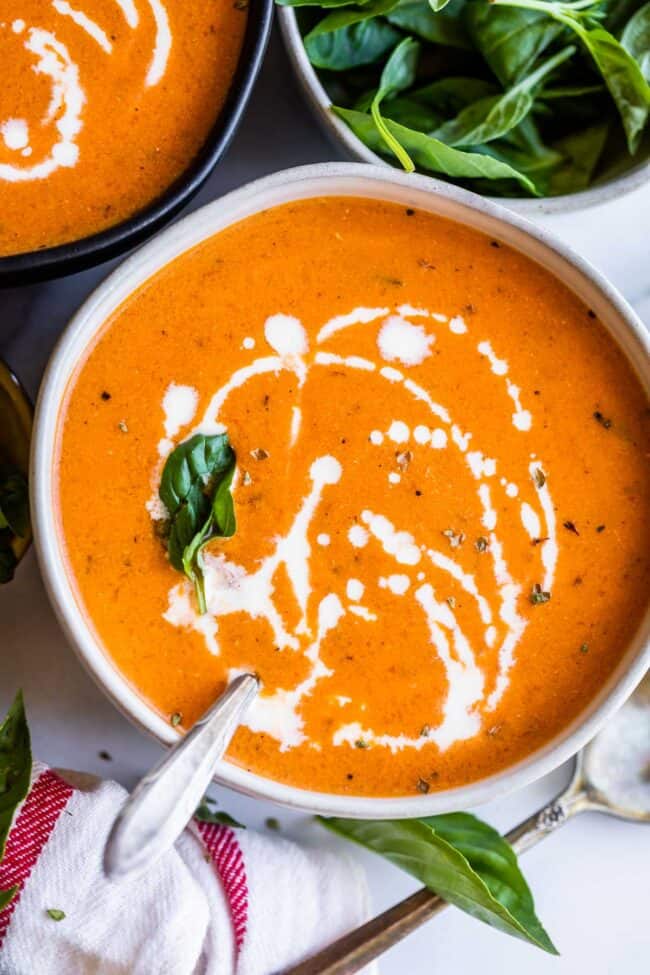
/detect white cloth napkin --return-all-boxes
[0,762,373,975]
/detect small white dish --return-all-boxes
[278,6,650,216]
[32,162,650,817]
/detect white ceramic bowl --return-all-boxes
[278,7,650,216]
[32,162,650,817]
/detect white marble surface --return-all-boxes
[1,27,649,975]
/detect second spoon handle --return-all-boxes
[278,782,586,975]
[103,673,259,880]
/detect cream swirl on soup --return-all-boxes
[0,2,170,183]
[0,2,246,255]
[151,305,559,754]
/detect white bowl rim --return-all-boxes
[277,5,650,217]
[32,160,650,818]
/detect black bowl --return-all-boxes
[0,0,273,288]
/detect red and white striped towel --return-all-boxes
[0,762,372,974]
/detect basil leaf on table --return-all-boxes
[371,37,421,168]
[387,0,471,48]
[332,105,540,191]
[0,692,32,909]
[432,44,575,147]
[159,433,237,614]
[306,18,402,69]
[465,1,566,87]
[320,813,557,954]
[622,2,650,82]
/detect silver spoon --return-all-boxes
[280,672,650,975]
[103,672,258,880]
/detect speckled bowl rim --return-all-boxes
[32,162,650,817]
[278,6,650,216]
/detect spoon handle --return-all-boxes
[278,780,587,975]
[103,673,259,880]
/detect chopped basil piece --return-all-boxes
[530,584,551,605]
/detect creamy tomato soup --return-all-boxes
[56,198,650,797]
[0,1,246,256]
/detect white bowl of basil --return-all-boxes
[278,0,650,212]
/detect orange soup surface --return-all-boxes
[57,198,650,798]
[0,0,246,256]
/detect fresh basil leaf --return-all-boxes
[411,76,498,114]
[569,24,649,151]
[195,799,245,828]
[160,433,233,574]
[484,115,564,177]
[159,434,236,612]
[305,0,400,40]
[542,82,606,98]
[320,814,557,954]
[465,1,566,86]
[546,121,610,193]
[382,94,445,129]
[433,44,575,146]
[492,1,650,152]
[278,0,368,7]
[429,0,453,9]
[387,0,471,48]
[371,37,421,168]
[159,434,233,516]
[0,466,29,539]
[0,888,17,910]
[600,0,646,34]
[622,1,650,81]
[332,105,539,190]
[419,813,557,953]
[306,17,402,69]
[0,692,32,909]
[181,456,236,614]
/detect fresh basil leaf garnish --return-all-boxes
[0,692,32,909]
[320,813,557,954]
[159,434,237,614]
